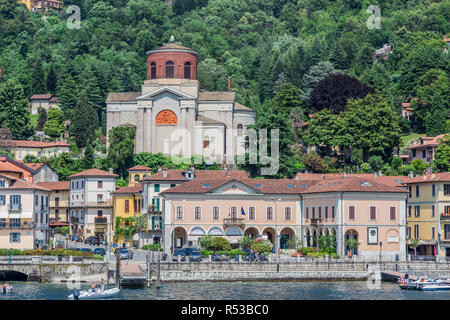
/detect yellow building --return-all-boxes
[127,166,152,186]
[405,172,450,260]
[5,140,71,161]
[111,184,143,247]
[36,182,70,231]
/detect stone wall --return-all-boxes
[155,261,450,282]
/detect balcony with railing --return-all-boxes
[0,219,33,229]
[223,218,245,228]
[94,217,108,225]
[71,217,79,224]
[441,213,450,220]
[310,218,324,226]
[49,217,69,225]
[148,205,162,215]
[71,200,112,208]
[8,204,22,214]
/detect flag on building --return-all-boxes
[241,207,245,216]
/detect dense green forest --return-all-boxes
[0,0,449,178]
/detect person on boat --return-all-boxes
[404,273,409,285]
[91,282,96,293]
[100,278,105,292]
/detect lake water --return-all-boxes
[0,281,449,300]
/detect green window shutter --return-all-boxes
[151,216,155,230]
[154,184,160,192]
[156,198,160,211]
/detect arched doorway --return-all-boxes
[0,270,28,281]
[244,227,259,239]
[263,227,276,243]
[280,227,295,249]
[173,227,187,250]
[345,229,359,255]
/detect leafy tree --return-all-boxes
[43,107,65,138]
[0,80,34,139]
[238,235,253,250]
[23,154,38,163]
[411,69,450,136]
[309,74,375,114]
[36,107,47,131]
[207,237,232,251]
[0,122,13,152]
[341,94,401,162]
[433,135,450,172]
[408,238,420,256]
[271,83,305,116]
[301,151,328,173]
[251,239,273,255]
[106,125,136,178]
[301,61,342,104]
[133,152,175,171]
[368,155,384,173]
[199,235,214,250]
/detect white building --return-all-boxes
[68,169,118,243]
[0,174,50,249]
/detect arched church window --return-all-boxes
[184,62,191,79]
[203,136,210,149]
[150,62,156,79]
[165,61,174,78]
[237,124,243,136]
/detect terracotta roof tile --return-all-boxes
[30,94,53,100]
[5,140,71,148]
[404,172,450,183]
[162,179,317,194]
[405,134,446,150]
[141,169,249,182]
[68,169,119,179]
[0,174,51,191]
[36,181,70,190]
[111,185,142,194]
[300,177,408,194]
[234,102,254,112]
[127,166,152,172]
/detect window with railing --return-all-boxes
[0,219,5,228]
[318,207,322,219]
[10,218,21,228]
[445,224,450,240]
[445,184,450,196]
[9,233,20,243]
[0,195,5,206]
[10,195,21,210]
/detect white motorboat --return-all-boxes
[417,283,450,291]
[68,287,120,300]
[1,285,12,294]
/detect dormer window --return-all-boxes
[166,61,174,78]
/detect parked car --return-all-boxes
[180,247,196,256]
[119,248,133,260]
[188,250,202,262]
[93,248,106,256]
[85,236,100,246]
[79,248,92,253]
[172,250,186,262]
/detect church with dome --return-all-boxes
[106,38,256,165]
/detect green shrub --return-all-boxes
[206,237,232,251]
[227,249,246,257]
[301,247,315,255]
[251,240,273,254]
[200,250,213,257]
[141,243,162,251]
[93,254,104,260]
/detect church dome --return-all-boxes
[146,38,198,81]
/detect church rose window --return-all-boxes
[156,110,177,125]
[184,62,191,79]
[166,61,174,78]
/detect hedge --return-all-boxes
[141,243,162,251]
[0,249,93,257]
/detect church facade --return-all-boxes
[106,41,256,165]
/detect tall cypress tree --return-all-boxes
[30,57,46,94]
[69,91,96,149]
[46,63,57,94]
[36,107,47,131]
[57,74,78,119]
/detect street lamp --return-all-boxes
[270,197,281,260]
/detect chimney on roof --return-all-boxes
[228,77,231,92]
[157,167,162,172]
[408,171,413,179]
[109,168,113,173]
[343,172,346,178]
[321,175,324,180]
[162,168,168,178]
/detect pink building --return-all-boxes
[405,134,445,163]
[160,176,408,260]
